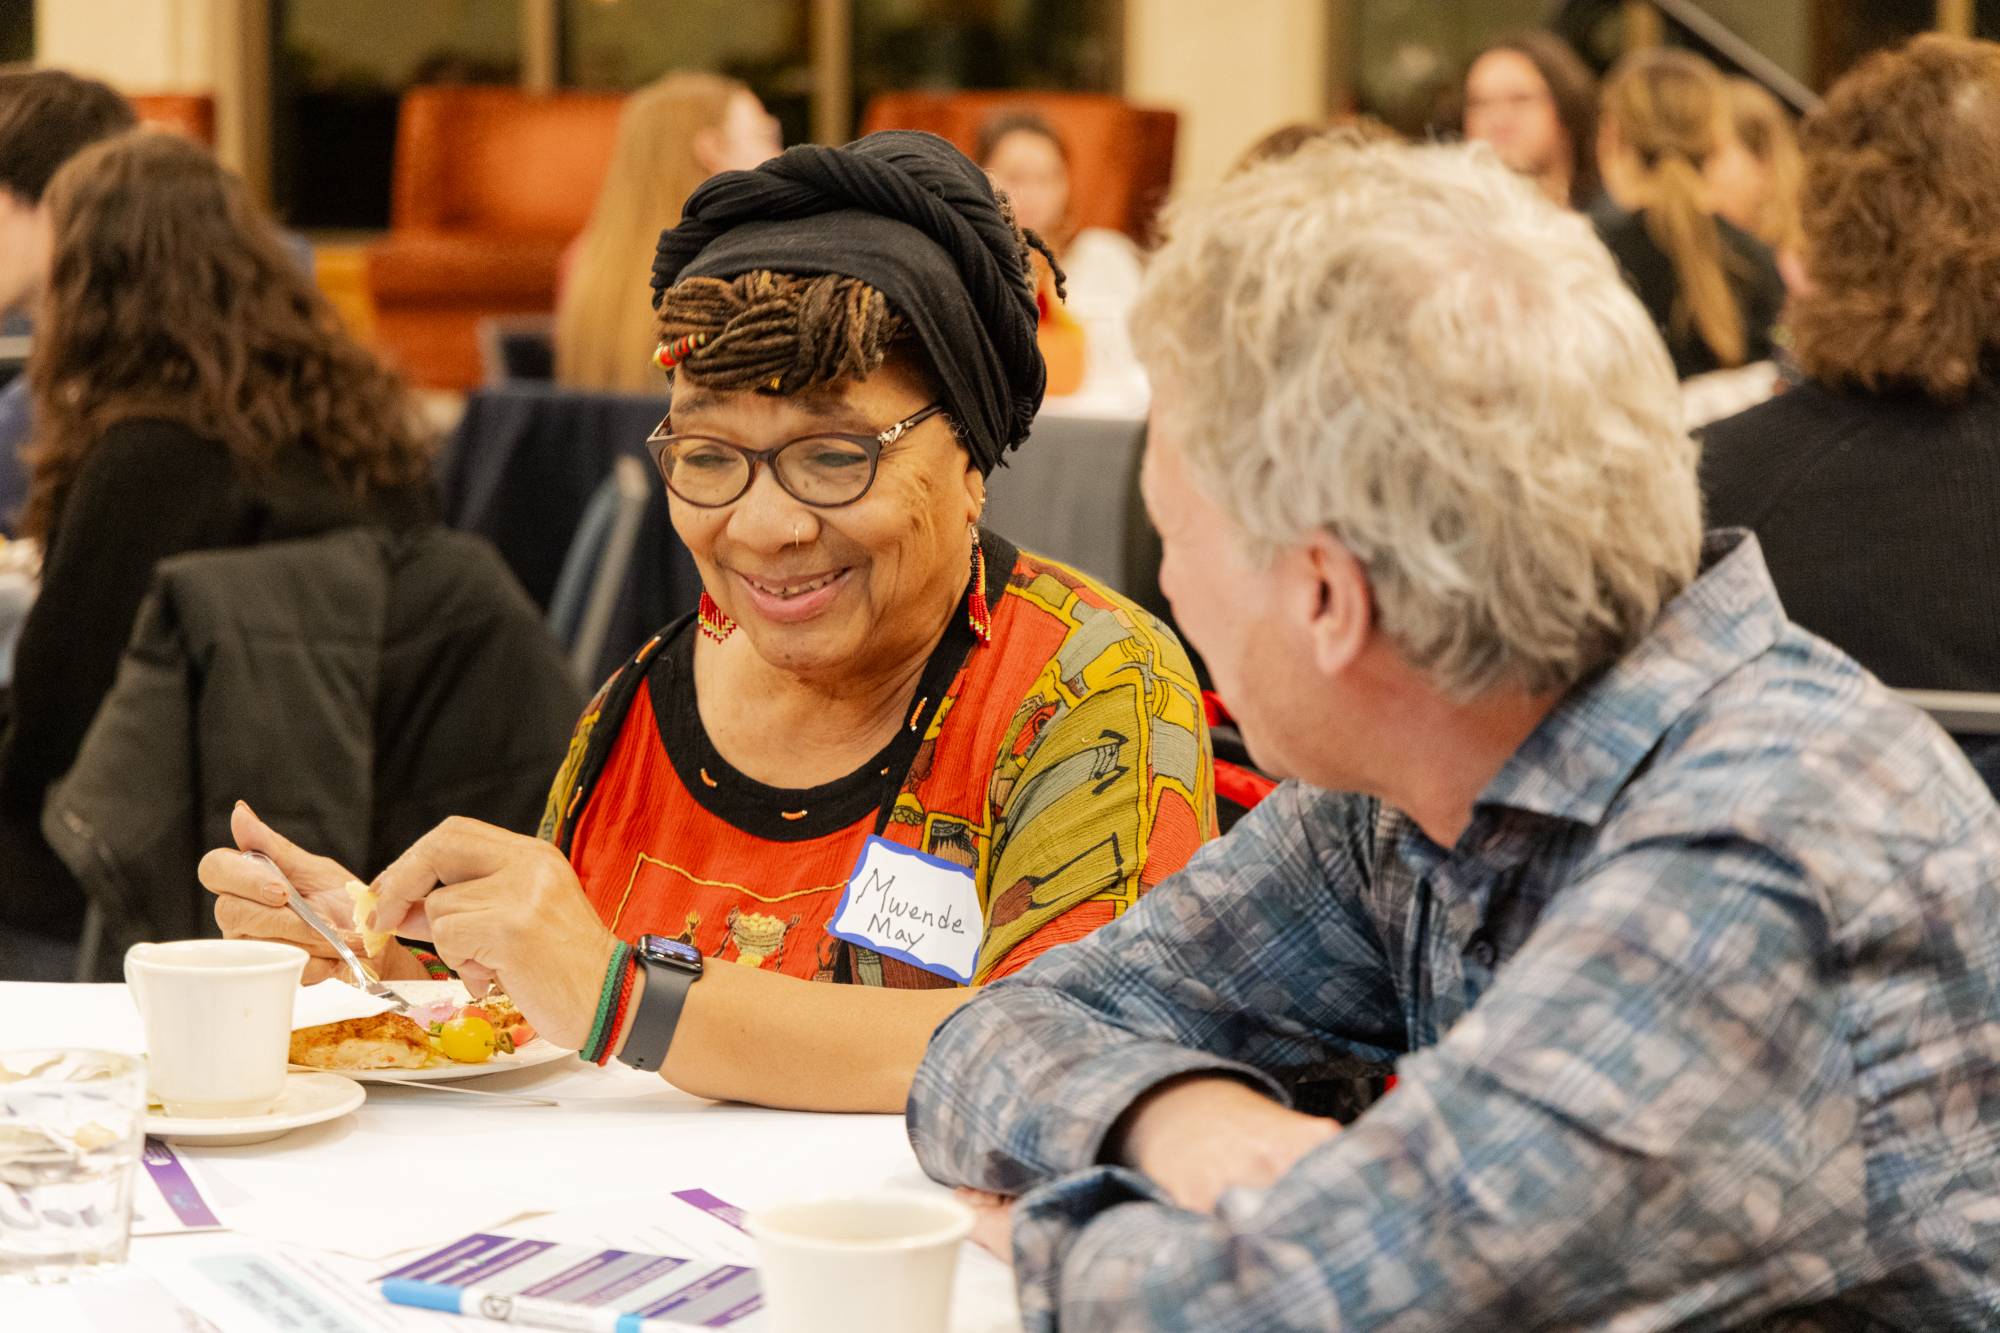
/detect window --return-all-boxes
[851,0,1122,126]
[272,0,521,228]
[559,0,815,147]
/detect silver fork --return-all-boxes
[242,850,412,1014]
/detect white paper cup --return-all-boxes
[748,1192,974,1333]
[123,940,307,1118]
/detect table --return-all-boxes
[0,983,1020,1332]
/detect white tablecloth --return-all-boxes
[0,983,1020,1331]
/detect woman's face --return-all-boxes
[667,361,984,681]
[1705,130,1769,236]
[1465,51,1567,183]
[983,130,1069,239]
[700,91,784,176]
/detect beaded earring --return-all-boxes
[697,590,736,643]
[967,528,991,645]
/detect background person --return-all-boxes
[0,69,133,535]
[1708,76,1806,288]
[1703,37,2000,708]
[1461,31,1600,210]
[978,110,1142,407]
[554,72,781,394]
[0,131,435,957]
[1595,48,1785,379]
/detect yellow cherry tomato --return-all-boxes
[436,1014,498,1064]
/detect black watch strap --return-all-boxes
[617,936,703,1072]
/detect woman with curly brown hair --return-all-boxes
[202,131,1214,1113]
[0,131,434,943]
[1702,35,2000,700]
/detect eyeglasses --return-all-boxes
[645,403,947,509]
[1465,90,1553,116]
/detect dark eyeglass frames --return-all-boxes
[645,403,948,509]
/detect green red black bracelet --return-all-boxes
[581,940,636,1064]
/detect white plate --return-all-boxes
[290,979,576,1084]
[146,1071,364,1146]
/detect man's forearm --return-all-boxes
[612,962,974,1112]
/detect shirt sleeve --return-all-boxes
[909,782,1406,1196]
[972,603,1216,983]
[0,423,237,814]
[994,834,1860,1332]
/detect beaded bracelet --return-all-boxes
[580,941,634,1063]
[404,946,452,981]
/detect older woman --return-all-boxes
[203,130,1213,1112]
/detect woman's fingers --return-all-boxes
[371,816,523,936]
[212,896,341,959]
[197,845,290,907]
[229,801,355,895]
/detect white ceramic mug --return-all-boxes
[748,1192,974,1333]
[123,940,307,1118]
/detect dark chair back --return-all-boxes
[439,383,696,684]
[1899,689,2000,799]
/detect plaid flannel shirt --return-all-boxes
[907,532,2000,1331]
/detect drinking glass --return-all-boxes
[0,1049,146,1283]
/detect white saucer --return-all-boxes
[145,1072,365,1147]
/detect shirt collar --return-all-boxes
[1475,529,1786,827]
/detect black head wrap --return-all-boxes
[652,130,1045,475]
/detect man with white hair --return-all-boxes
[906,139,2000,1329]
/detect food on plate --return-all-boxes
[289,1012,437,1070]
[345,878,392,957]
[436,1013,498,1064]
[411,993,538,1057]
[291,990,543,1070]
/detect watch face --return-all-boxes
[637,935,703,969]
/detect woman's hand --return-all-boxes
[371,818,620,1051]
[197,802,432,984]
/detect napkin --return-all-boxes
[289,980,397,1031]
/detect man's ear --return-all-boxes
[1301,533,1373,679]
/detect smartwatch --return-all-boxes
[616,934,705,1072]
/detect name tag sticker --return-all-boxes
[826,836,981,985]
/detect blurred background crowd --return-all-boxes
[7,0,2000,978]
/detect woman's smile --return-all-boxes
[731,565,855,622]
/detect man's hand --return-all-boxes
[1108,1075,1339,1214]
[956,1189,1015,1263]
[198,802,431,983]
[372,818,620,1050]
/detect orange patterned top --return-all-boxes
[539,534,1214,987]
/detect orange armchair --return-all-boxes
[130,94,215,145]
[366,87,625,390]
[859,90,1177,245]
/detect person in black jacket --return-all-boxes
[1594,49,1785,381]
[0,131,434,962]
[1702,35,2000,700]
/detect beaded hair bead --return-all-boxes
[653,331,709,372]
